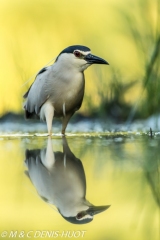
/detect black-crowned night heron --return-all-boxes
[23,45,109,135]
[25,137,110,224]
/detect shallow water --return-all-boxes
[0,132,159,240]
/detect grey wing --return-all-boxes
[24,67,51,117]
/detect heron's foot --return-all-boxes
[61,130,66,136]
[48,131,52,137]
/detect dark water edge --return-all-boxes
[0,112,160,134]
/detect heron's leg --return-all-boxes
[40,102,54,136]
[62,136,74,158]
[62,113,73,135]
[42,102,54,136]
[41,137,55,170]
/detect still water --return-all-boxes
[0,133,159,240]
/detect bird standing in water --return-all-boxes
[23,45,109,135]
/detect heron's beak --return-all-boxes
[85,54,109,65]
[87,205,110,216]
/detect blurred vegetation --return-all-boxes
[117,0,160,122]
[0,0,159,122]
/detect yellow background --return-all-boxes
[0,0,158,116]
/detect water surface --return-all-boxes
[0,133,159,240]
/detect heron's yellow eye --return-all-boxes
[74,50,82,58]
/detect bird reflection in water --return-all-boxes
[24,137,110,224]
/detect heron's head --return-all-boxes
[59,205,110,224]
[55,45,109,72]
